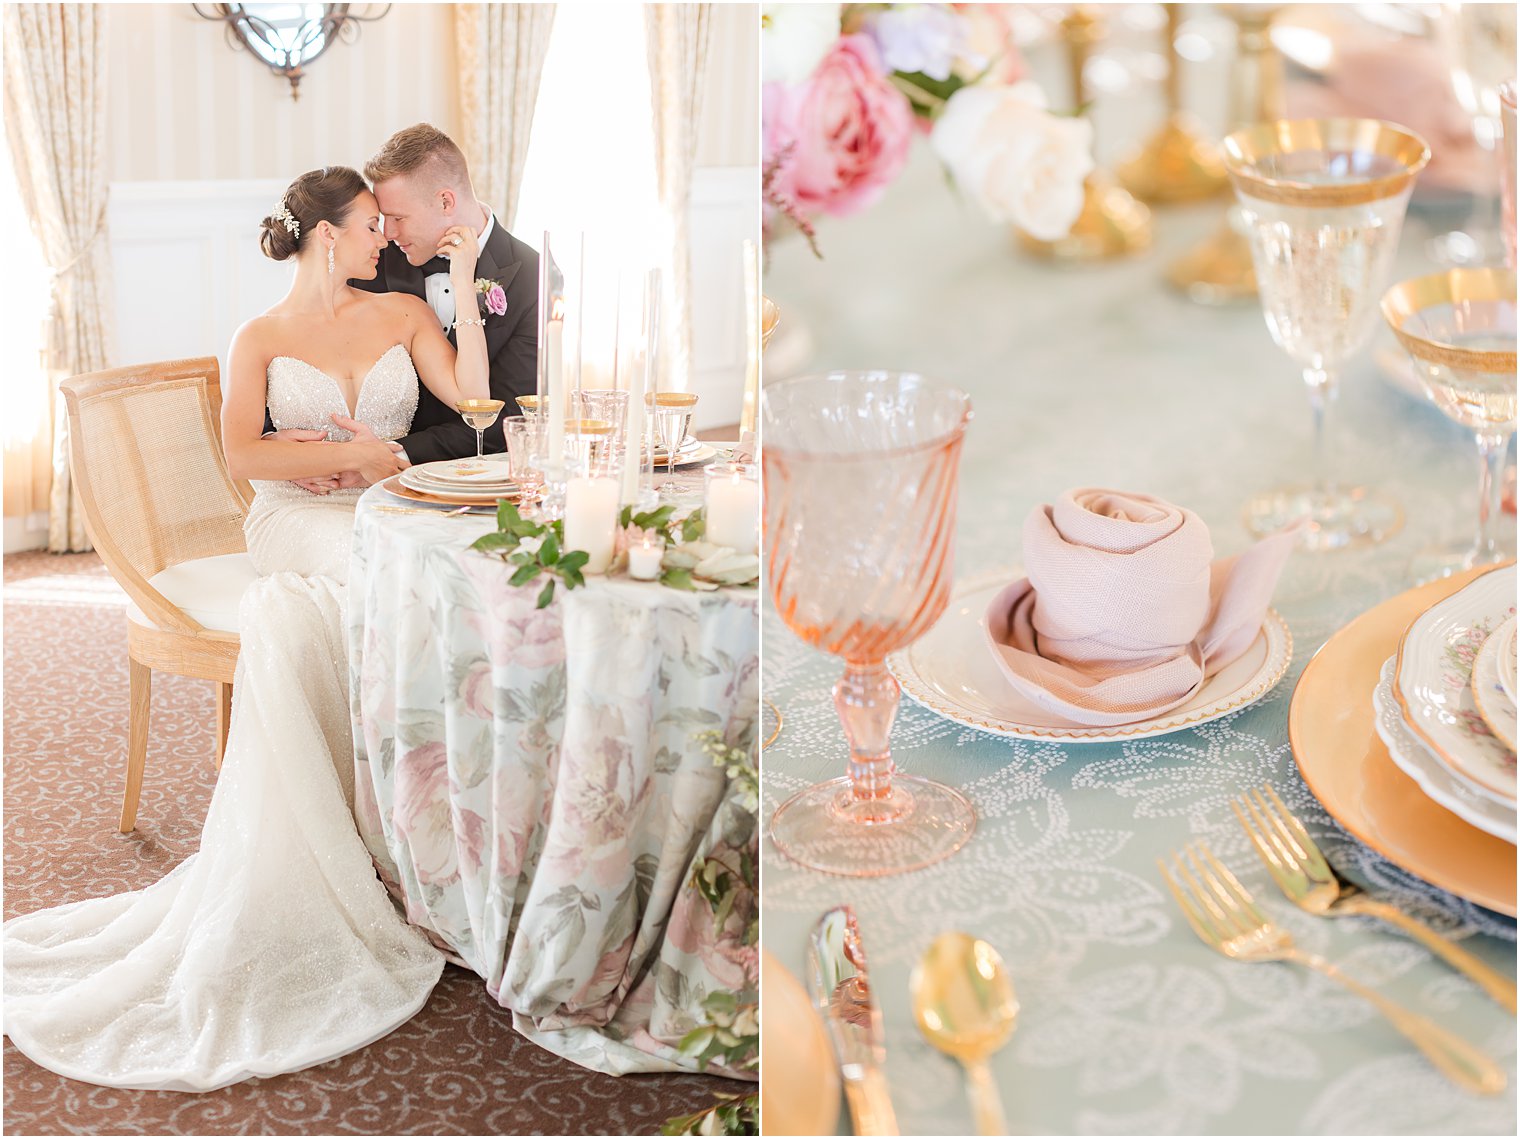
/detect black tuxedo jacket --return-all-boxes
[261,219,539,463]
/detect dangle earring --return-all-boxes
[327,246,335,275]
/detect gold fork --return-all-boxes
[1233,784,1517,1014]
[1159,840,1506,1095]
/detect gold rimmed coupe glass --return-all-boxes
[646,391,698,493]
[457,398,506,460]
[1222,118,1430,550]
[763,371,976,877]
[515,394,542,418]
[1382,268,1517,579]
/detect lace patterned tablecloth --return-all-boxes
[762,146,1517,1135]
[348,475,758,1078]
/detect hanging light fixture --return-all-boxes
[193,4,391,101]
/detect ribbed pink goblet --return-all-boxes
[763,371,976,877]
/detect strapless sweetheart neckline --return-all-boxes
[270,343,409,419]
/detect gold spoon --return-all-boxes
[910,932,1018,1136]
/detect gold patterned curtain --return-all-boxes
[4,3,113,552]
[643,3,710,393]
[454,3,556,230]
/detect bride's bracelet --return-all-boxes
[453,316,486,330]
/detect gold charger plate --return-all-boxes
[759,949,839,1136]
[380,475,521,508]
[1290,563,1517,916]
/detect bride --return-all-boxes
[3,165,491,1091]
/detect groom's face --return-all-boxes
[373,173,454,268]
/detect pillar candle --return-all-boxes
[704,466,760,554]
[564,475,619,574]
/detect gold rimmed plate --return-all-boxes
[1290,564,1517,916]
[1393,563,1517,805]
[381,475,521,508]
[889,570,1292,743]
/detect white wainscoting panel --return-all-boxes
[109,180,294,382]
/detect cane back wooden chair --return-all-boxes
[60,357,258,832]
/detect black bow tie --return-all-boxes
[418,255,452,277]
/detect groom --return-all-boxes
[274,123,539,486]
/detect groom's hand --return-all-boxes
[325,415,411,489]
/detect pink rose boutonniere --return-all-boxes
[475,278,508,317]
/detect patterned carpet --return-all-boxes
[2,549,746,1135]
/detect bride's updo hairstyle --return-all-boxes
[259,166,368,261]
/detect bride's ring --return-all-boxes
[451,236,462,246]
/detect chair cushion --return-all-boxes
[125,553,257,634]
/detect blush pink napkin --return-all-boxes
[984,489,1297,727]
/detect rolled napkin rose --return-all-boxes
[984,488,1297,726]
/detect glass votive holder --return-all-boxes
[626,531,666,581]
[564,473,620,574]
[703,461,759,555]
[574,389,630,437]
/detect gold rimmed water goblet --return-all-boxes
[457,398,506,461]
[1222,117,1430,550]
[646,392,698,493]
[763,371,976,877]
[1382,268,1517,579]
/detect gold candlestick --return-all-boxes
[1166,5,1284,303]
[1118,5,1228,203]
[1019,6,1152,262]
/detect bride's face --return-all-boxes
[332,191,388,280]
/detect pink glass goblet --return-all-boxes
[763,371,976,877]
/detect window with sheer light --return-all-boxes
[1,137,53,525]
[513,2,661,390]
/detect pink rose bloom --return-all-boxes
[765,35,913,219]
[393,740,459,886]
[458,658,493,719]
[485,285,508,316]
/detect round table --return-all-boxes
[347,477,758,1077]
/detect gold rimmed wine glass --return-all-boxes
[763,371,976,877]
[457,398,506,461]
[646,391,698,493]
[1382,268,1517,579]
[1222,117,1430,550]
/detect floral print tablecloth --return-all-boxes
[347,489,758,1077]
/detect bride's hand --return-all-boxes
[439,225,480,286]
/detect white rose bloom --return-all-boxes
[931,82,1094,241]
[761,3,842,85]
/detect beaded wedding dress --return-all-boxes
[3,344,443,1092]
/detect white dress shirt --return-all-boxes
[422,210,496,333]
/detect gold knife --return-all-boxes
[808,906,900,1136]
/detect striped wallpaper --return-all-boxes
[106,3,758,184]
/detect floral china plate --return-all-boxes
[1394,564,1517,806]
[889,570,1292,743]
[1373,658,1516,844]
[1472,616,1518,751]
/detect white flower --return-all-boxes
[930,82,1094,241]
[732,1005,759,1038]
[516,533,544,557]
[761,3,841,85]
